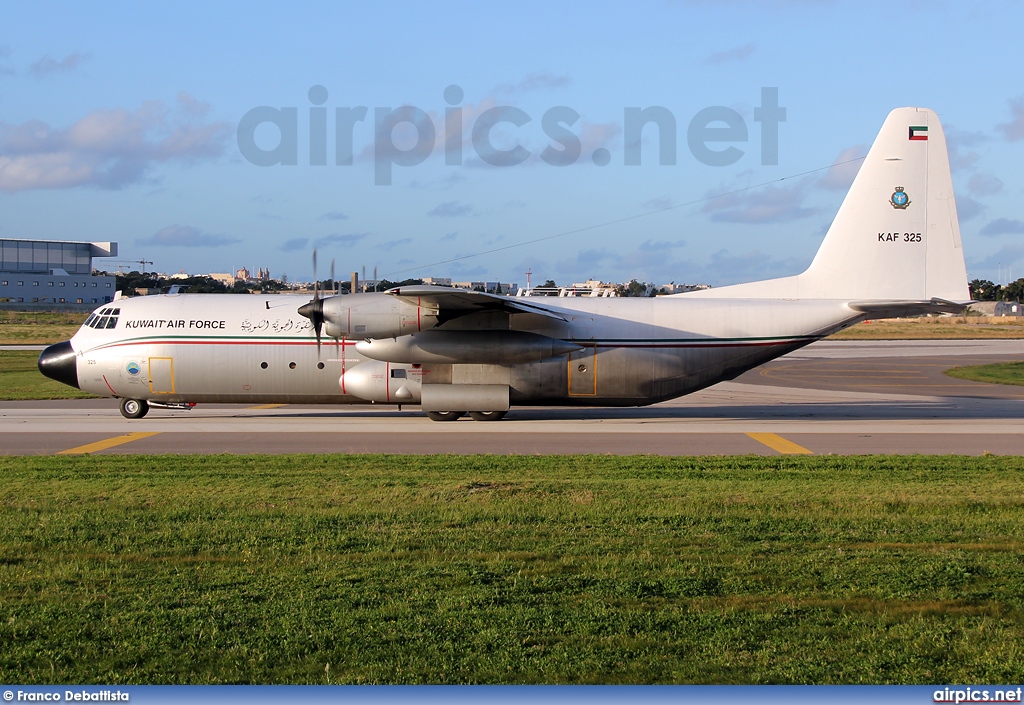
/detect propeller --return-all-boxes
[329,258,341,354]
[297,249,325,355]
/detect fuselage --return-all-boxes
[42,292,864,408]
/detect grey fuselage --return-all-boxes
[54,292,862,408]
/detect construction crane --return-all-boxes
[113,259,154,274]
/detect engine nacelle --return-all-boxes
[340,361,423,403]
[321,293,439,340]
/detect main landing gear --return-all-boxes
[426,410,508,422]
[119,398,149,419]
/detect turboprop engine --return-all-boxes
[299,292,440,343]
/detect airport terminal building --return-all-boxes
[0,238,118,307]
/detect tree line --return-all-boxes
[969,278,1024,302]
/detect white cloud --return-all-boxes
[0,94,230,192]
[0,45,13,76]
[997,97,1024,141]
[967,173,1004,198]
[945,125,987,171]
[817,145,865,191]
[704,43,756,65]
[979,218,1024,237]
[278,237,309,252]
[428,201,474,217]
[314,233,367,248]
[29,51,90,78]
[702,179,816,224]
[955,195,985,222]
[377,238,413,251]
[138,224,240,248]
[969,243,1024,271]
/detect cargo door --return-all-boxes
[148,357,175,394]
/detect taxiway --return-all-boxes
[3,339,1023,456]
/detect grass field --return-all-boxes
[946,361,1024,387]
[0,311,86,345]
[0,350,97,400]
[1,454,1023,684]
[830,316,1024,339]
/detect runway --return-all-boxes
[3,340,1023,456]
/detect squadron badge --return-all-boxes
[890,186,910,210]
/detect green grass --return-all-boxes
[0,350,98,400]
[2,454,1023,684]
[0,311,86,345]
[945,361,1024,386]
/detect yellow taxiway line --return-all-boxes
[57,432,162,455]
[746,432,813,455]
[249,403,287,409]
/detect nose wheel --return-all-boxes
[119,398,150,419]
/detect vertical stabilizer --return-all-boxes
[682,107,969,302]
[801,107,967,301]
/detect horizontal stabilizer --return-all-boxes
[848,298,970,319]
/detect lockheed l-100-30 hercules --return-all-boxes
[39,108,969,421]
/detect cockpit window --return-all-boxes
[84,307,120,329]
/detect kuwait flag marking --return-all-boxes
[909,125,929,141]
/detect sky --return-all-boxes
[2,0,1023,288]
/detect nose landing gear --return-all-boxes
[119,398,150,419]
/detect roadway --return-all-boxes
[2,340,1023,456]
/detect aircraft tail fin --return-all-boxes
[800,107,968,301]
[683,107,969,302]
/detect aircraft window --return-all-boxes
[390,369,407,378]
[111,308,120,316]
[104,316,117,329]
[317,362,325,370]
[96,316,110,328]
[289,362,297,369]
[84,314,96,327]
[260,362,268,369]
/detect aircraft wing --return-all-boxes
[847,298,970,319]
[386,285,567,322]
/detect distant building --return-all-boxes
[0,238,117,307]
[659,283,711,294]
[995,301,1023,317]
[209,272,237,286]
[452,280,517,294]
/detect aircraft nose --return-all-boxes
[38,340,80,389]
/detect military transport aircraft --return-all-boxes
[39,107,969,421]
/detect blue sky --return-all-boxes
[2,1,1023,287]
